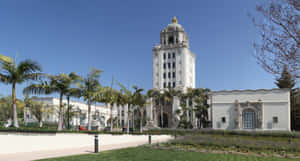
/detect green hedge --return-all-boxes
[1,127,300,138]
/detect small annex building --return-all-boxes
[210,88,290,131]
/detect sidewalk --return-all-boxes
[0,137,170,161]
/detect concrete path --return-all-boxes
[0,135,171,161]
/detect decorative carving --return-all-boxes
[235,100,263,129]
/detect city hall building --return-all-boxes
[146,17,291,131]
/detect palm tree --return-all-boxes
[161,87,181,128]
[132,86,147,133]
[118,83,133,133]
[65,87,81,129]
[1,59,42,127]
[23,72,80,130]
[193,88,210,128]
[76,68,102,131]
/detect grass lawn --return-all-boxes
[37,147,299,161]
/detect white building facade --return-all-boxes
[210,89,291,131]
[152,17,195,90]
[24,97,119,129]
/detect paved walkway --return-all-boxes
[0,137,169,161]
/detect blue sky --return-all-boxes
[0,0,282,99]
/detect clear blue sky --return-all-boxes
[0,0,282,99]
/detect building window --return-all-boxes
[163,53,166,59]
[163,63,166,69]
[273,117,278,123]
[168,72,171,78]
[242,109,256,129]
[163,83,166,88]
[163,73,166,79]
[176,38,178,44]
[173,82,176,87]
[168,82,171,87]
[168,53,171,59]
[221,117,226,123]
[168,63,171,68]
[173,62,176,68]
[173,72,175,78]
[173,53,175,58]
[168,36,174,44]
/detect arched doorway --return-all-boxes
[159,113,169,128]
[242,109,256,129]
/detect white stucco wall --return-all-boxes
[211,89,290,131]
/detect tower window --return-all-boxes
[168,36,174,44]
[173,62,176,68]
[168,63,171,68]
[173,53,175,58]
[163,73,166,79]
[173,72,175,78]
[168,72,171,78]
[163,63,166,69]
[163,53,166,59]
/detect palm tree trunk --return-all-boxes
[110,103,113,132]
[12,83,19,128]
[140,110,143,133]
[116,105,119,129]
[87,99,92,131]
[57,93,64,131]
[161,100,164,128]
[127,105,130,134]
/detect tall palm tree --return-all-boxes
[118,83,133,133]
[23,72,80,130]
[161,87,181,128]
[1,59,42,127]
[133,86,147,133]
[65,87,81,129]
[76,68,102,131]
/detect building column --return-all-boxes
[260,100,264,130]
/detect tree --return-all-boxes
[132,86,147,133]
[77,68,103,131]
[0,59,42,127]
[118,83,133,133]
[161,87,181,128]
[193,88,210,128]
[252,0,300,78]
[0,96,24,124]
[25,96,54,127]
[24,72,81,130]
[275,65,296,88]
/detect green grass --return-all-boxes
[37,147,299,161]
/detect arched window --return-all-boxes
[242,109,256,129]
[168,36,174,44]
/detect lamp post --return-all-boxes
[94,134,99,153]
